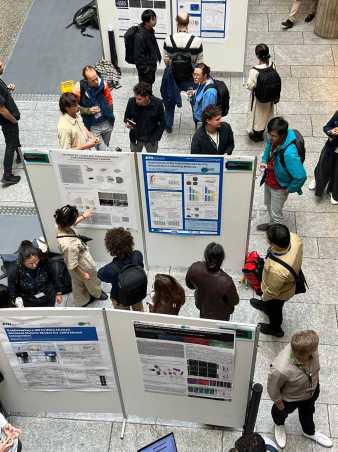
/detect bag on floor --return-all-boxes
[124,25,140,64]
[66,0,99,38]
[253,65,281,104]
[242,251,264,295]
[113,263,147,306]
[206,80,230,116]
[267,252,308,294]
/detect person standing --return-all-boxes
[55,205,107,307]
[309,111,338,204]
[185,242,239,321]
[0,59,21,186]
[134,9,161,87]
[246,44,280,142]
[281,0,318,29]
[162,11,203,132]
[73,65,114,151]
[257,117,306,231]
[191,105,234,155]
[190,63,217,127]
[268,330,333,449]
[124,82,165,153]
[250,224,303,337]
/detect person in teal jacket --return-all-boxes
[190,63,217,127]
[257,117,306,231]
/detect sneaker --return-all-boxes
[274,424,287,449]
[259,322,284,338]
[1,174,21,186]
[304,13,315,22]
[97,291,108,301]
[248,131,263,142]
[303,432,333,448]
[256,222,270,231]
[281,19,294,29]
[308,179,316,190]
[250,298,266,312]
[330,193,338,205]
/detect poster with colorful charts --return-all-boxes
[142,154,224,235]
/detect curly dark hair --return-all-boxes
[54,205,79,228]
[104,228,134,259]
[152,274,185,314]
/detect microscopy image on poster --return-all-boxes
[52,150,137,230]
[142,155,223,235]
[0,316,115,391]
[134,322,235,400]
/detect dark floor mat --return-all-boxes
[0,214,42,254]
[4,0,102,94]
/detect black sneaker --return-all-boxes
[248,131,264,142]
[304,13,315,22]
[2,174,21,186]
[281,19,294,29]
[250,298,266,312]
[256,223,270,232]
[259,322,284,338]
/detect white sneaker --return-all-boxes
[274,424,286,449]
[308,179,316,190]
[303,431,333,448]
[330,193,338,205]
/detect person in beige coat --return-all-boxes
[267,330,332,449]
[54,205,107,307]
[250,223,303,337]
[246,44,275,142]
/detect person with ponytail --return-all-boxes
[185,242,239,320]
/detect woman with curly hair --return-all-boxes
[148,274,185,315]
[98,227,145,311]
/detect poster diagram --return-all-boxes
[0,316,115,391]
[115,0,168,39]
[177,0,227,38]
[143,154,223,235]
[52,151,137,230]
[134,322,235,400]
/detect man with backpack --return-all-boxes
[190,64,218,127]
[257,116,306,231]
[162,11,203,132]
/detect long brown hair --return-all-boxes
[152,274,185,314]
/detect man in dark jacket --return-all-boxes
[124,82,165,153]
[0,59,21,186]
[191,105,234,155]
[134,9,161,87]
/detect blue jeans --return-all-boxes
[164,79,195,130]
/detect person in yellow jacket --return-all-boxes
[250,223,303,337]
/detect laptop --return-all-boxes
[137,432,178,452]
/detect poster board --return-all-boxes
[0,309,122,415]
[106,310,258,428]
[137,153,256,272]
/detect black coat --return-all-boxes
[134,25,161,67]
[0,79,20,126]
[323,111,338,152]
[124,96,165,143]
[191,123,234,155]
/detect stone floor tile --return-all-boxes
[283,435,318,452]
[313,438,338,452]
[303,32,338,45]
[328,405,338,438]
[46,412,123,422]
[311,114,330,137]
[228,99,248,114]
[247,30,303,44]
[227,113,248,135]
[296,212,338,237]
[332,46,338,65]
[318,238,338,259]
[0,169,33,205]
[268,13,319,32]
[317,345,338,405]
[282,114,312,136]
[222,430,245,451]
[178,296,199,318]
[299,78,338,101]
[276,101,337,116]
[280,78,300,101]
[9,416,112,452]
[156,425,223,452]
[291,65,338,78]
[109,423,159,452]
[249,3,290,14]
[274,45,334,66]
[248,13,269,32]
[254,341,285,398]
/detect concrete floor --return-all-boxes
[0,0,338,450]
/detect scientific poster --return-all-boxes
[143,154,223,235]
[134,322,235,401]
[52,150,137,230]
[0,316,115,391]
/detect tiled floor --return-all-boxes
[1,0,338,450]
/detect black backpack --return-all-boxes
[66,1,99,38]
[205,80,230,116]
[170,35,194,83]
[279,129,306,176]
[253,65,281,103]
[124,25,140,64]
[113,262,147,306]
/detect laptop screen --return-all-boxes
[137,432,178,452]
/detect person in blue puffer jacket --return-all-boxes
[257,116,307,231]
[190,63,217,127]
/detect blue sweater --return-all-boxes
[262,129,307,194]
[191,79,217,122]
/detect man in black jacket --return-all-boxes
[124,82,165,153]
[191,105,234,155]
[0,59,21,186]
[134,9,161,87]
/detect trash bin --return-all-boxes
[314,0,338,38]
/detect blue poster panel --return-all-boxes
[142,155,224,235]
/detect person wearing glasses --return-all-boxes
[267,330,332,449]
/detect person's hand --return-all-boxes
[82,208,93,220]
[275,399,285,411]
[55,293,63,304]
[186,90,195,98]
[164,55,170,65]
[7,83,15,92]
[89,106,100,114]
[125,122,133,129]
[331,127,338,136]
[82,272,91,281]
[3,423,21,440]
[0,437,14,452]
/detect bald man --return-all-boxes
[163,11,203,132]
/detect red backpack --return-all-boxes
[242,251,264,295]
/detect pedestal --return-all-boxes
[314,0,338,39]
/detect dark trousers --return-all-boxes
[262,299,285,331]
[271,384,320,435]
[314,143,338,200]
[136,65,156,87]
[2,122,20,176]
[163,79,195,130]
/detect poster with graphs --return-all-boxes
[142,154,223,235]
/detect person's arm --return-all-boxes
[261,141,271,164]
[202,87,217,112]
[223,124,234,155]
[261,267,288,301]
[185,265,196,290]
[6,263,18,300]
[0,100,17,124]
[74,208,92,225]
[283,146,307,193]
[124,99,133,124]
[191,130,202,154]
[225,278,240,309]
[267,366,288,405]
[246,68,257,91]
[154,101,165,142]
[45,260,63,303]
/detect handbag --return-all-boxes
[267,252,308,294]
